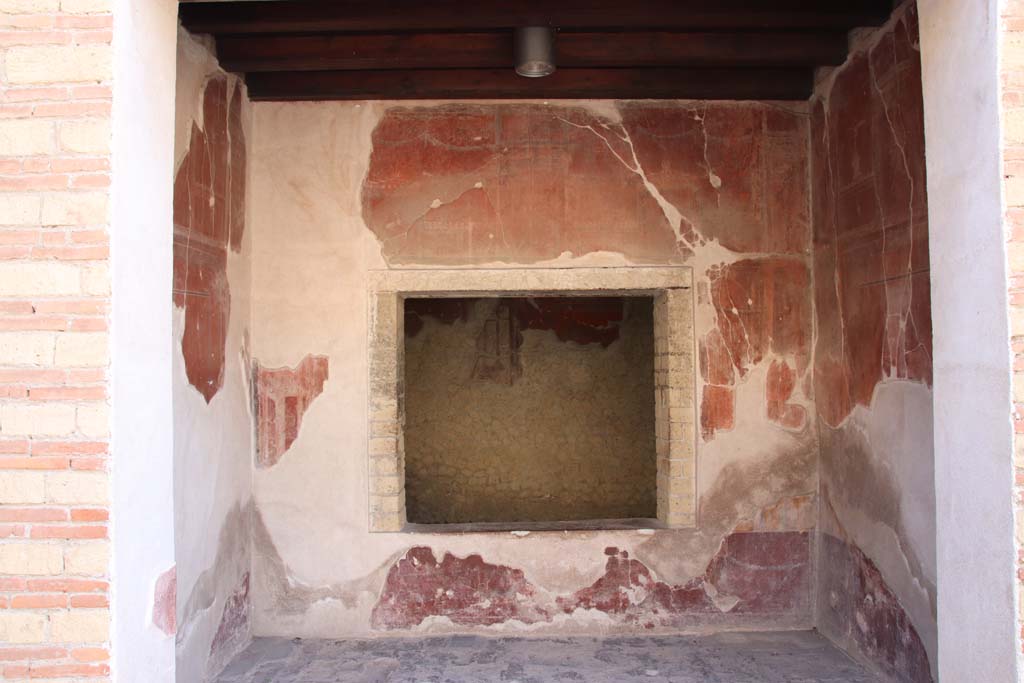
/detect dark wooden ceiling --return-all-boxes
[177,1,895,101]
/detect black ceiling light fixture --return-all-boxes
[514,26,557,78]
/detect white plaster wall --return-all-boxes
[817,381,937,672]
[919,0,1020,679]
[110,0,178,680]
[248,101,817,638]
[172,31,256,683]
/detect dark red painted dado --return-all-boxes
[372,532,810,630]
[371,547,548,629]
[818,534,932,683]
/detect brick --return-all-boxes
[31,662,110,677]
[31,439,105,455]
[59,0,109,11]
[50,157,108,174]
[0,612,46,644]
[0,507,65,522]
[0,14,53,29]
[70,647,108,662]
[69,593,106,607]
[1,403,77,436]
[31,524,106,539]
[0,262,80,295]
[0,646,65,661]
[80,262,108,295]
[41,191,107,225]
[6,44,112,84]
[69,455,103,470]
[49,609,108,643]
[0,438,30,453]
[0,331,54,364]
[0,543,62,575]
[27,577,105,592]
[0,30,69,46]
[11,593,66,609]
[57,118,109,154]
[0,0,59,11]
[63,541,106,576]
[54,331,106,367]
[0,194,40,225]
[54,13,109,28]
[0,119,53,156]
[29,385,106,401]
[0,470,44,502]
[74,401,107,437]
[69,507,105,522]
[0,455,68,469]
[44,470,107,504]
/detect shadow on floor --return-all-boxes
[213,630,879,683]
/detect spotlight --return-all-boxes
[514,26,556,78]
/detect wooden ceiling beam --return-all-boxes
[244,67,813,101]
[217,31,849,72]
[180,0,891,34]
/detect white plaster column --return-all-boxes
[919,0,1020,679]
[110,0,179,679]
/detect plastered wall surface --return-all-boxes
[172,31,255,683]
[248,96,818,638]
[810,4,936,682]
[403,297,656,524]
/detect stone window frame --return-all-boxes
[367,267,696,533]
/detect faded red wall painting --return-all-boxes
[362,102,806,265]
[812,4,934,681]
[210,573,250,660]
[255,355,329,468]
[812,5,931,429]
[173,76,247,402]
[362,101,813,446]
[701,258,811,439]
[818,534,932,683]
[372,534,810,630]
[152,565,176,636]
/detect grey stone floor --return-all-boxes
[214,630,880,683]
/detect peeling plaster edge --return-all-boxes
[813,0,919,104]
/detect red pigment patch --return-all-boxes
[559,533,809,623]
[173,76,247,402]
[405,297,629,348]
[508,297,624,347]
[152,565,176,636]
[700,384,735,440]
[819,534,933,682]
[255,355,329,467]
[404,298,471,338]
[734,494,816,534]
[371,547,549,629]
[373,533,810,630]
[700,328,735,387]
[766,359,807,430]
[618,103,808,255]
[210,573,250,659]
[558,548,714,617]
[811,5,931,427]
[361,103,807,265]
[708,258,812,381]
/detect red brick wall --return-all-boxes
[0,0,113,680]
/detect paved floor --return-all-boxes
[214,630,879,683]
